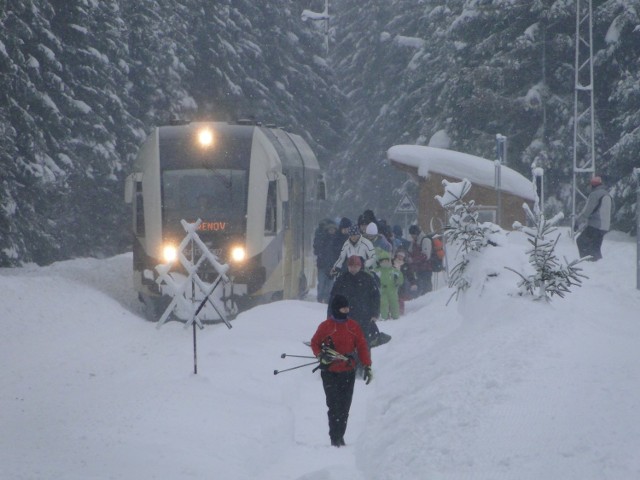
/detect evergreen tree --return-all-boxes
[122,0,197,125]
[329,0,638,227]
[0,0,64,265]
[509,205,586,301]
[596,0,640,232]
[330,0,412,219]
[0,0,343,266]
[47,0,141,258]
[438,179,501,303]
[1,0,639,267]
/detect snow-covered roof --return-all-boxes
[388,144,536,201]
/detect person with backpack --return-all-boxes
[575,176,612,261]
[407,225,433,295]
[310,294,373,447]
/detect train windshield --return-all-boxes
[162,168,247,235]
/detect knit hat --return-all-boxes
[409,225,421,235]
[330,294,349,319]
[348,225,360,236]
[338,217,352,230]
[365,222,378,235]
[362,209,376,225]
[325,220,337,232]
[590,176,602,187]
[347,255,362,267]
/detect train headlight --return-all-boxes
[197,128,214,148]
[230,246,246,262]
[162,244,178,263]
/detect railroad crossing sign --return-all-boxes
[395,194,417,214]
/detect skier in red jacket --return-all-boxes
[310,294,373,447]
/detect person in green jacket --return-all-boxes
[373,250,403,320]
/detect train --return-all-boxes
[124,120,325,321]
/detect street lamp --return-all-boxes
[532,164,545,216]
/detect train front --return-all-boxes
[156,122,257,320]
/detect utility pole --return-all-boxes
[635,168,640,290]
[571,0,596,235]
[301,0,330,57]
[495,134,507,227]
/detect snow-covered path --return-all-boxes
[2,231,640,479]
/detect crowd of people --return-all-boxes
[310,178,613,447]
[310,208,446,446]
[313,209,443,323]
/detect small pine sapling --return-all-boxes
[508,204,587,301]
[438,179,501,303]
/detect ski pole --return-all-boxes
[281,353,317,359]
[273,360,319,375]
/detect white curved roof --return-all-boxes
[388,145,536,201]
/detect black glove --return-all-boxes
[363,366,373,385]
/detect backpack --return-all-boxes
[411,235,445,273]
[428,235,445,272]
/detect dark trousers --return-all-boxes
[321,369,356,443]
[416,270,432,295]
[577,226,606,260]
[317,270,334,303]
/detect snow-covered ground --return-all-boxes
[2,230,640,480]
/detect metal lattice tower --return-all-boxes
[571,0,596,231]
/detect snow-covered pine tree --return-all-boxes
[438,179,501,303]
[508,204,587,301]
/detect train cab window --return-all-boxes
[265,180,277,235]
[135,181,145,235]
[161,168,248,235]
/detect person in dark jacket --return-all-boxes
[362,209,378,229]
[575,176,612,261]
[408,224,433,295]
[313,219,339,303]
[337,217,353,240]
[310,294,372,447]
[393,225,411,251]
[392,247,416,315]
[328,255,391,347]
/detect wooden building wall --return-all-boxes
[394,164,533,233]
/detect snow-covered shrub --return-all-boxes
[507,204,587,301]
[437,180,586,307]
[438,180,502,304]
